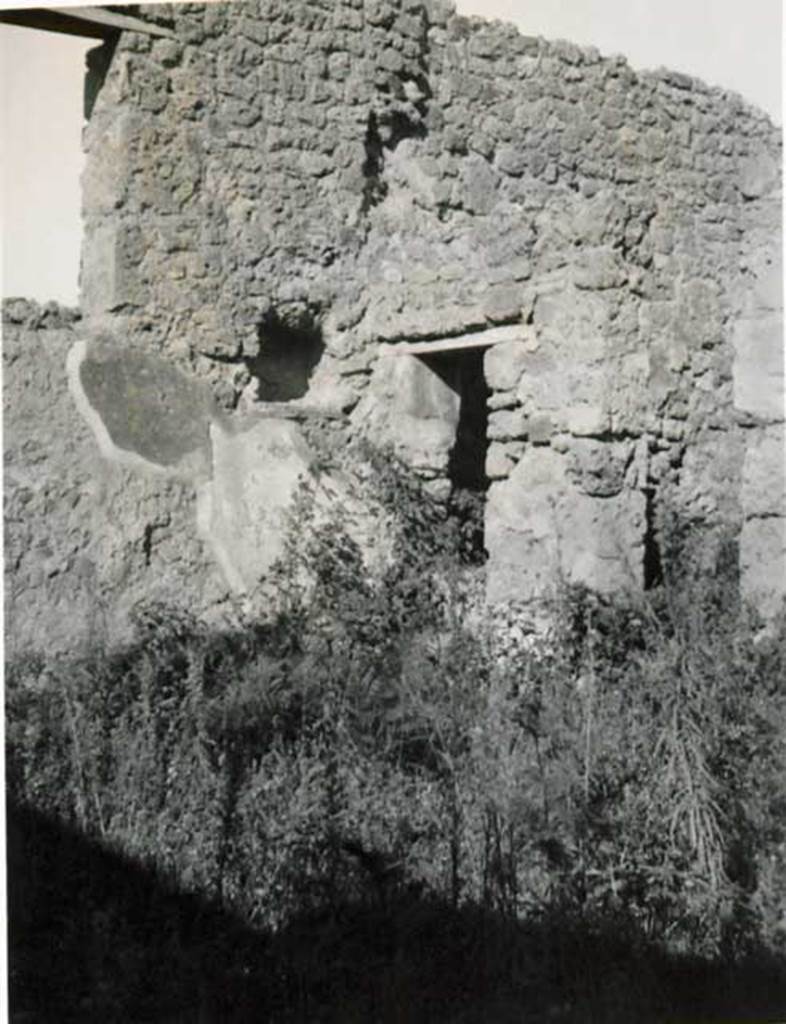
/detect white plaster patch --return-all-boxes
[197,417,315,595]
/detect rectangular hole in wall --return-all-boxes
[419,347,491,564]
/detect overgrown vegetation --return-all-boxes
[6,443,786,1021]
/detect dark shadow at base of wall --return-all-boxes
[8,800,786,1024]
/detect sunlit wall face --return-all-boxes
[0,1,781,307]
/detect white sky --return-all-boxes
[0,0,783,305]
[455,0,782,124]
[1,23,93,305]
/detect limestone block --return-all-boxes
[533,288,609,362]
[527,414,555,444]
[488,408,528,441]
[572,246,627,290]
[484,339,532,391]
[482,284,523,324]
[485,446,645,604]
[732,313,784,422]
[565,404,610,437]
[637,298,675,338]
[486,257,532,284]
[488,389,518,410]
[517,358,606,419]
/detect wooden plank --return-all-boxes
[0,6,174,39]
[386,323,533,356]
[0,8,107,36]
[51,6,175,37]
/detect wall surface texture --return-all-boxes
[4,0,783,653]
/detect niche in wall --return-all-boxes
[247,308,325,402]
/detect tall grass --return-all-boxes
[6,442,786,1019]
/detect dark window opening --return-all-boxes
[361,111,388,213]
[643,486,663,590]
[448,349,490,493]
[422,347,490,564]
[247,309,325,403]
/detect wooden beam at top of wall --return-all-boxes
[0,6,174,39]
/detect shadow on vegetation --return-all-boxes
[6,451,786,1022]
[8,800,786,1024]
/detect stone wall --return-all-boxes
[4,0,783,652]
[2,300,232,655]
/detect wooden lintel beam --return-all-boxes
[394,336,500,356]
[386,323,534,356]
[0,6,174,39]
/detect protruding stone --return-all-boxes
[488,408,528,440]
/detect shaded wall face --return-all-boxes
[73,0,784,615]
